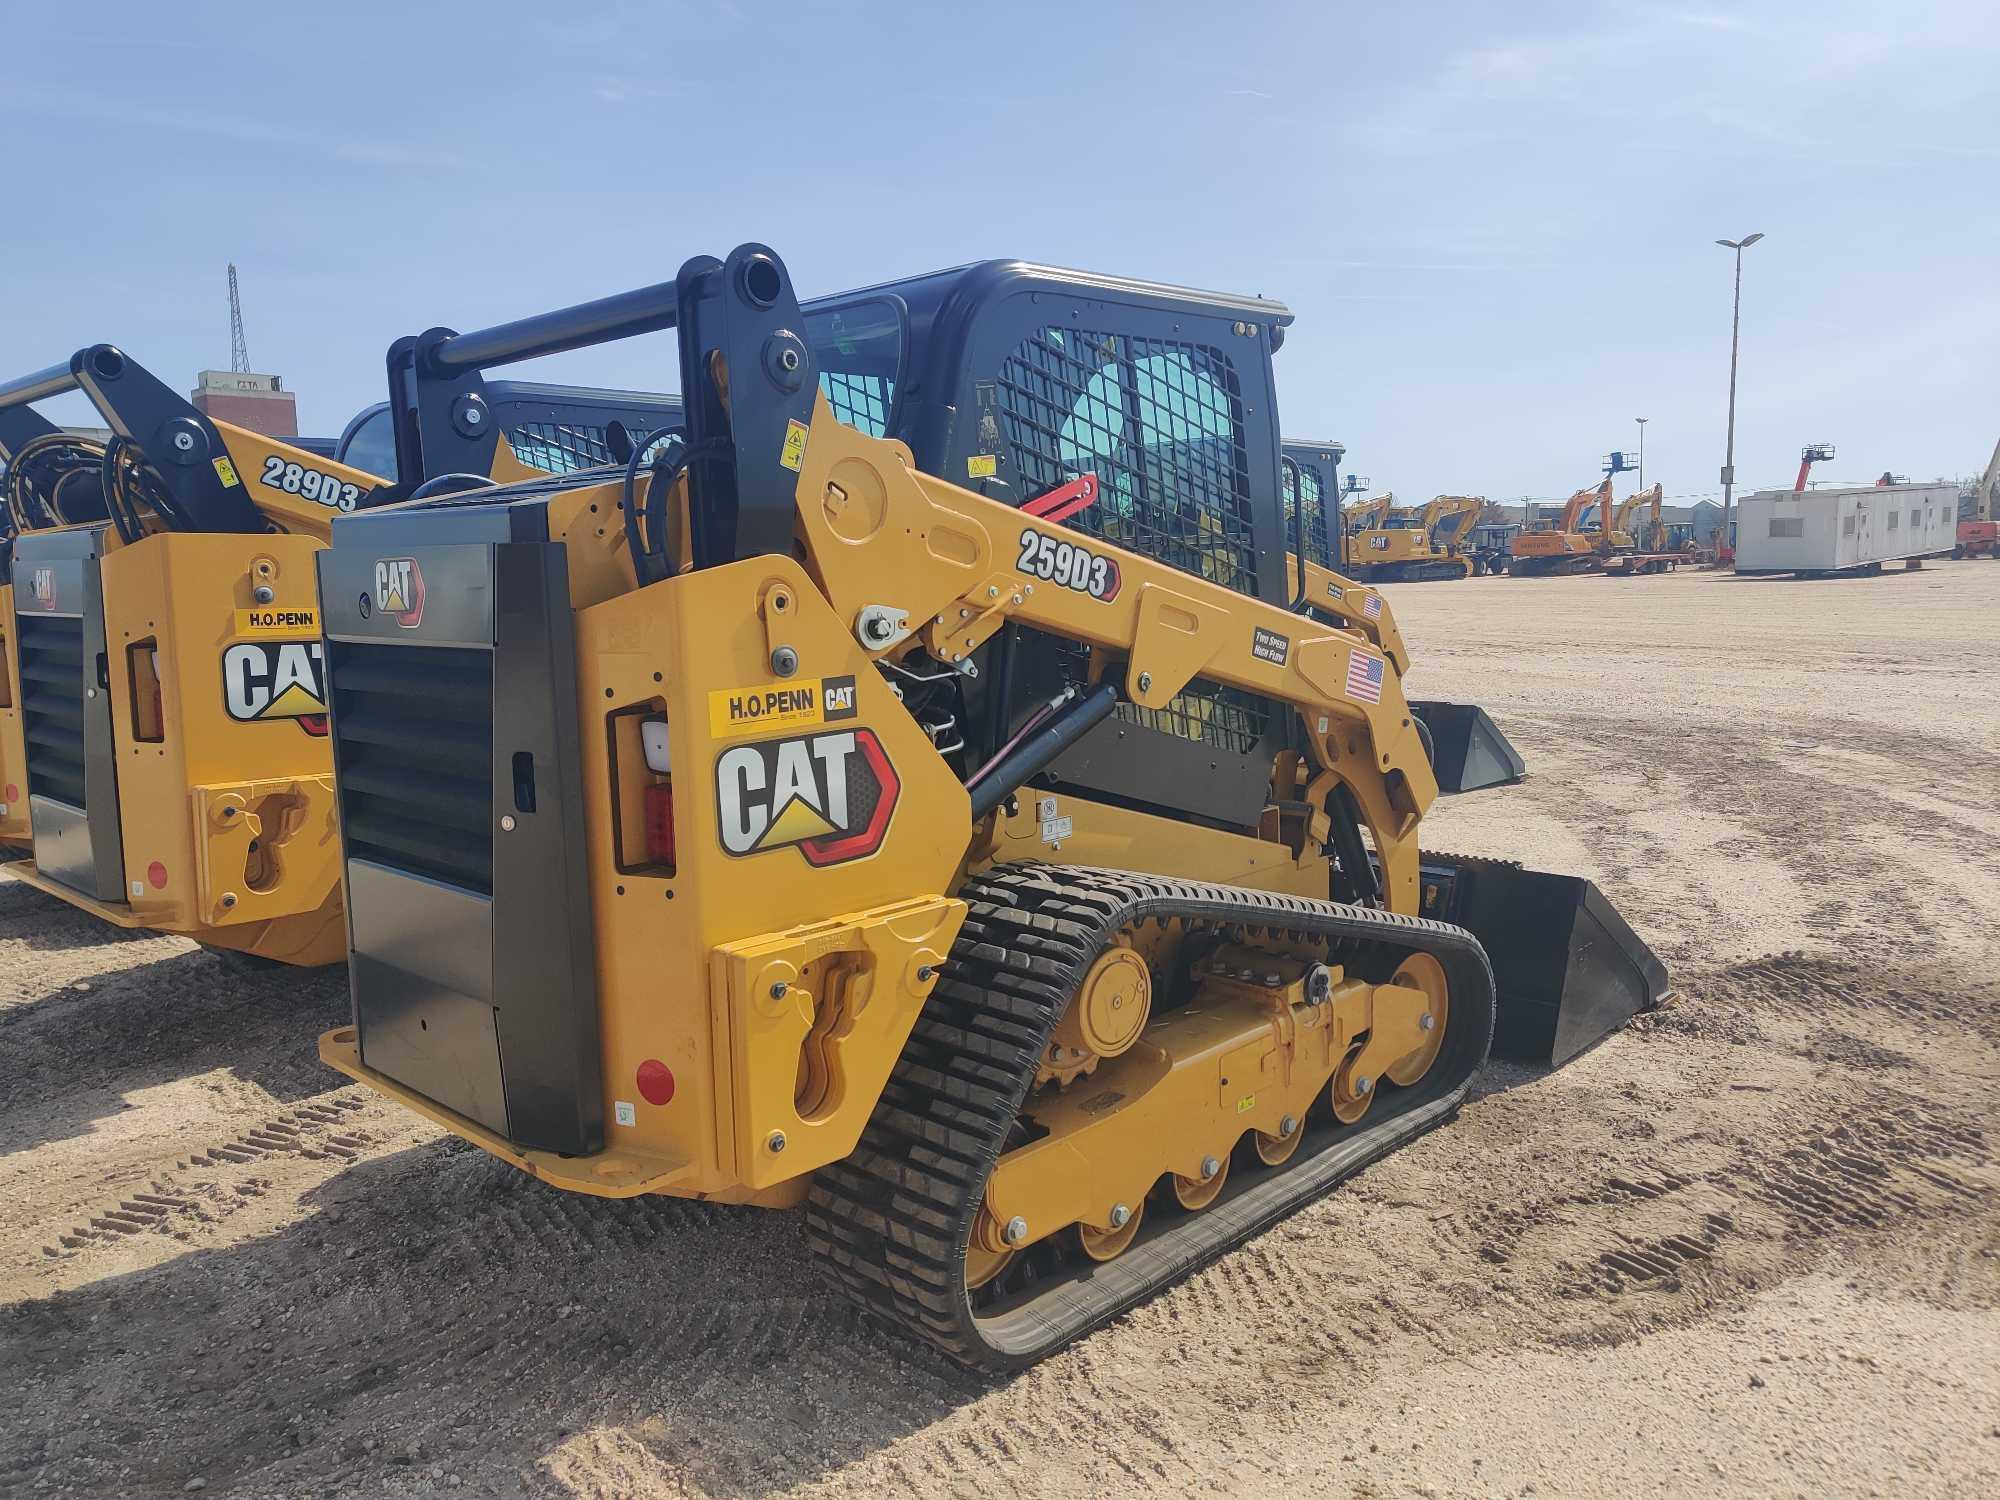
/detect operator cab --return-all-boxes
[806,261,1297,830]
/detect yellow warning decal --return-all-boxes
[213,455,241,487]
[708,672,862,741]
[233,606,319,638]
[1236,1095,1256,1114]
[779,419,810,472]
[967,454,998,479]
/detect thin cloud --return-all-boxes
[0,84,473,172]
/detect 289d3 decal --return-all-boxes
[257,455,370,512]
[1016,527,1121,601]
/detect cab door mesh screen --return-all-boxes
[998,327,1271,756]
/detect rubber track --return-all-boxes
[804,864,1495,1370]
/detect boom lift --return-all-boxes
[1350,495,1485,583]
[0,348,677,961]
[313,245,1665,1369]
[1795,442,1835,492]
[1510,478,1613,576]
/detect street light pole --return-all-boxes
[1715,232,1764,560]
[1635,416,1647,492]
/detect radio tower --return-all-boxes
[227,263,251,373]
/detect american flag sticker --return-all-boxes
[1363,594,1384,620]
[1345,649,1386,705]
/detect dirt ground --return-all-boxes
[3,561,1997,1499]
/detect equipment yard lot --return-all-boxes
[3,566,1996,1499]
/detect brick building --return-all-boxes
[189,370,297,438]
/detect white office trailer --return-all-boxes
[1735,483,1961,575]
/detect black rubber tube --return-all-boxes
[966,682,1117,819]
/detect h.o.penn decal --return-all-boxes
[233,605,319,638]
[223,640,328,726]
[373,557,425,627]
[714,727,898,866]
[706,674,859,740]
[1016,527,1121,601]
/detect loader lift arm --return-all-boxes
[0,349,380,544]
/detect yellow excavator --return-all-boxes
[312,245,1665,1369]
[1349,494,1486,583]
[1596,482,1683,576]
[1342,490,1394,537]
[1600,483,1659,551]
[1509,478,1611,576]
[0,348,677,960]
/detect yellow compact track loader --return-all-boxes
[1281,438,1376,617]
[0,350,678,960]
[1350,495,1485,583]
[314,246,1665,1368]
[1278,446,1515,790]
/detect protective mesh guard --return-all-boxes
[996,325,1271,759]
[819,371,894,436]
[998,327,1257,597]
[1285,460,1332,565]
[507,421,622,474]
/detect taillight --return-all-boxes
[644,782,675,866]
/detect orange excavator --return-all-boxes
[1509,478,1611,576]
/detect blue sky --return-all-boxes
[5,1,1995,502]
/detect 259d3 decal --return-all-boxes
[714,728,899,867]
[1016,528,1121,601]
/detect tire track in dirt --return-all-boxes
[6,926,1995,1499]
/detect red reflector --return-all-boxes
[297,713,329,738]
[636,1059,675,1106]
[3,783,16,802]
[146,861,168,890]
[643,782,675,866]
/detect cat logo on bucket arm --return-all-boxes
[714,728,899,866]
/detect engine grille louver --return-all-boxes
[328,640,494,894]
[16,614,86,809]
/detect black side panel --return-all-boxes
[320,526,602,1154]
[11,528,125,901]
